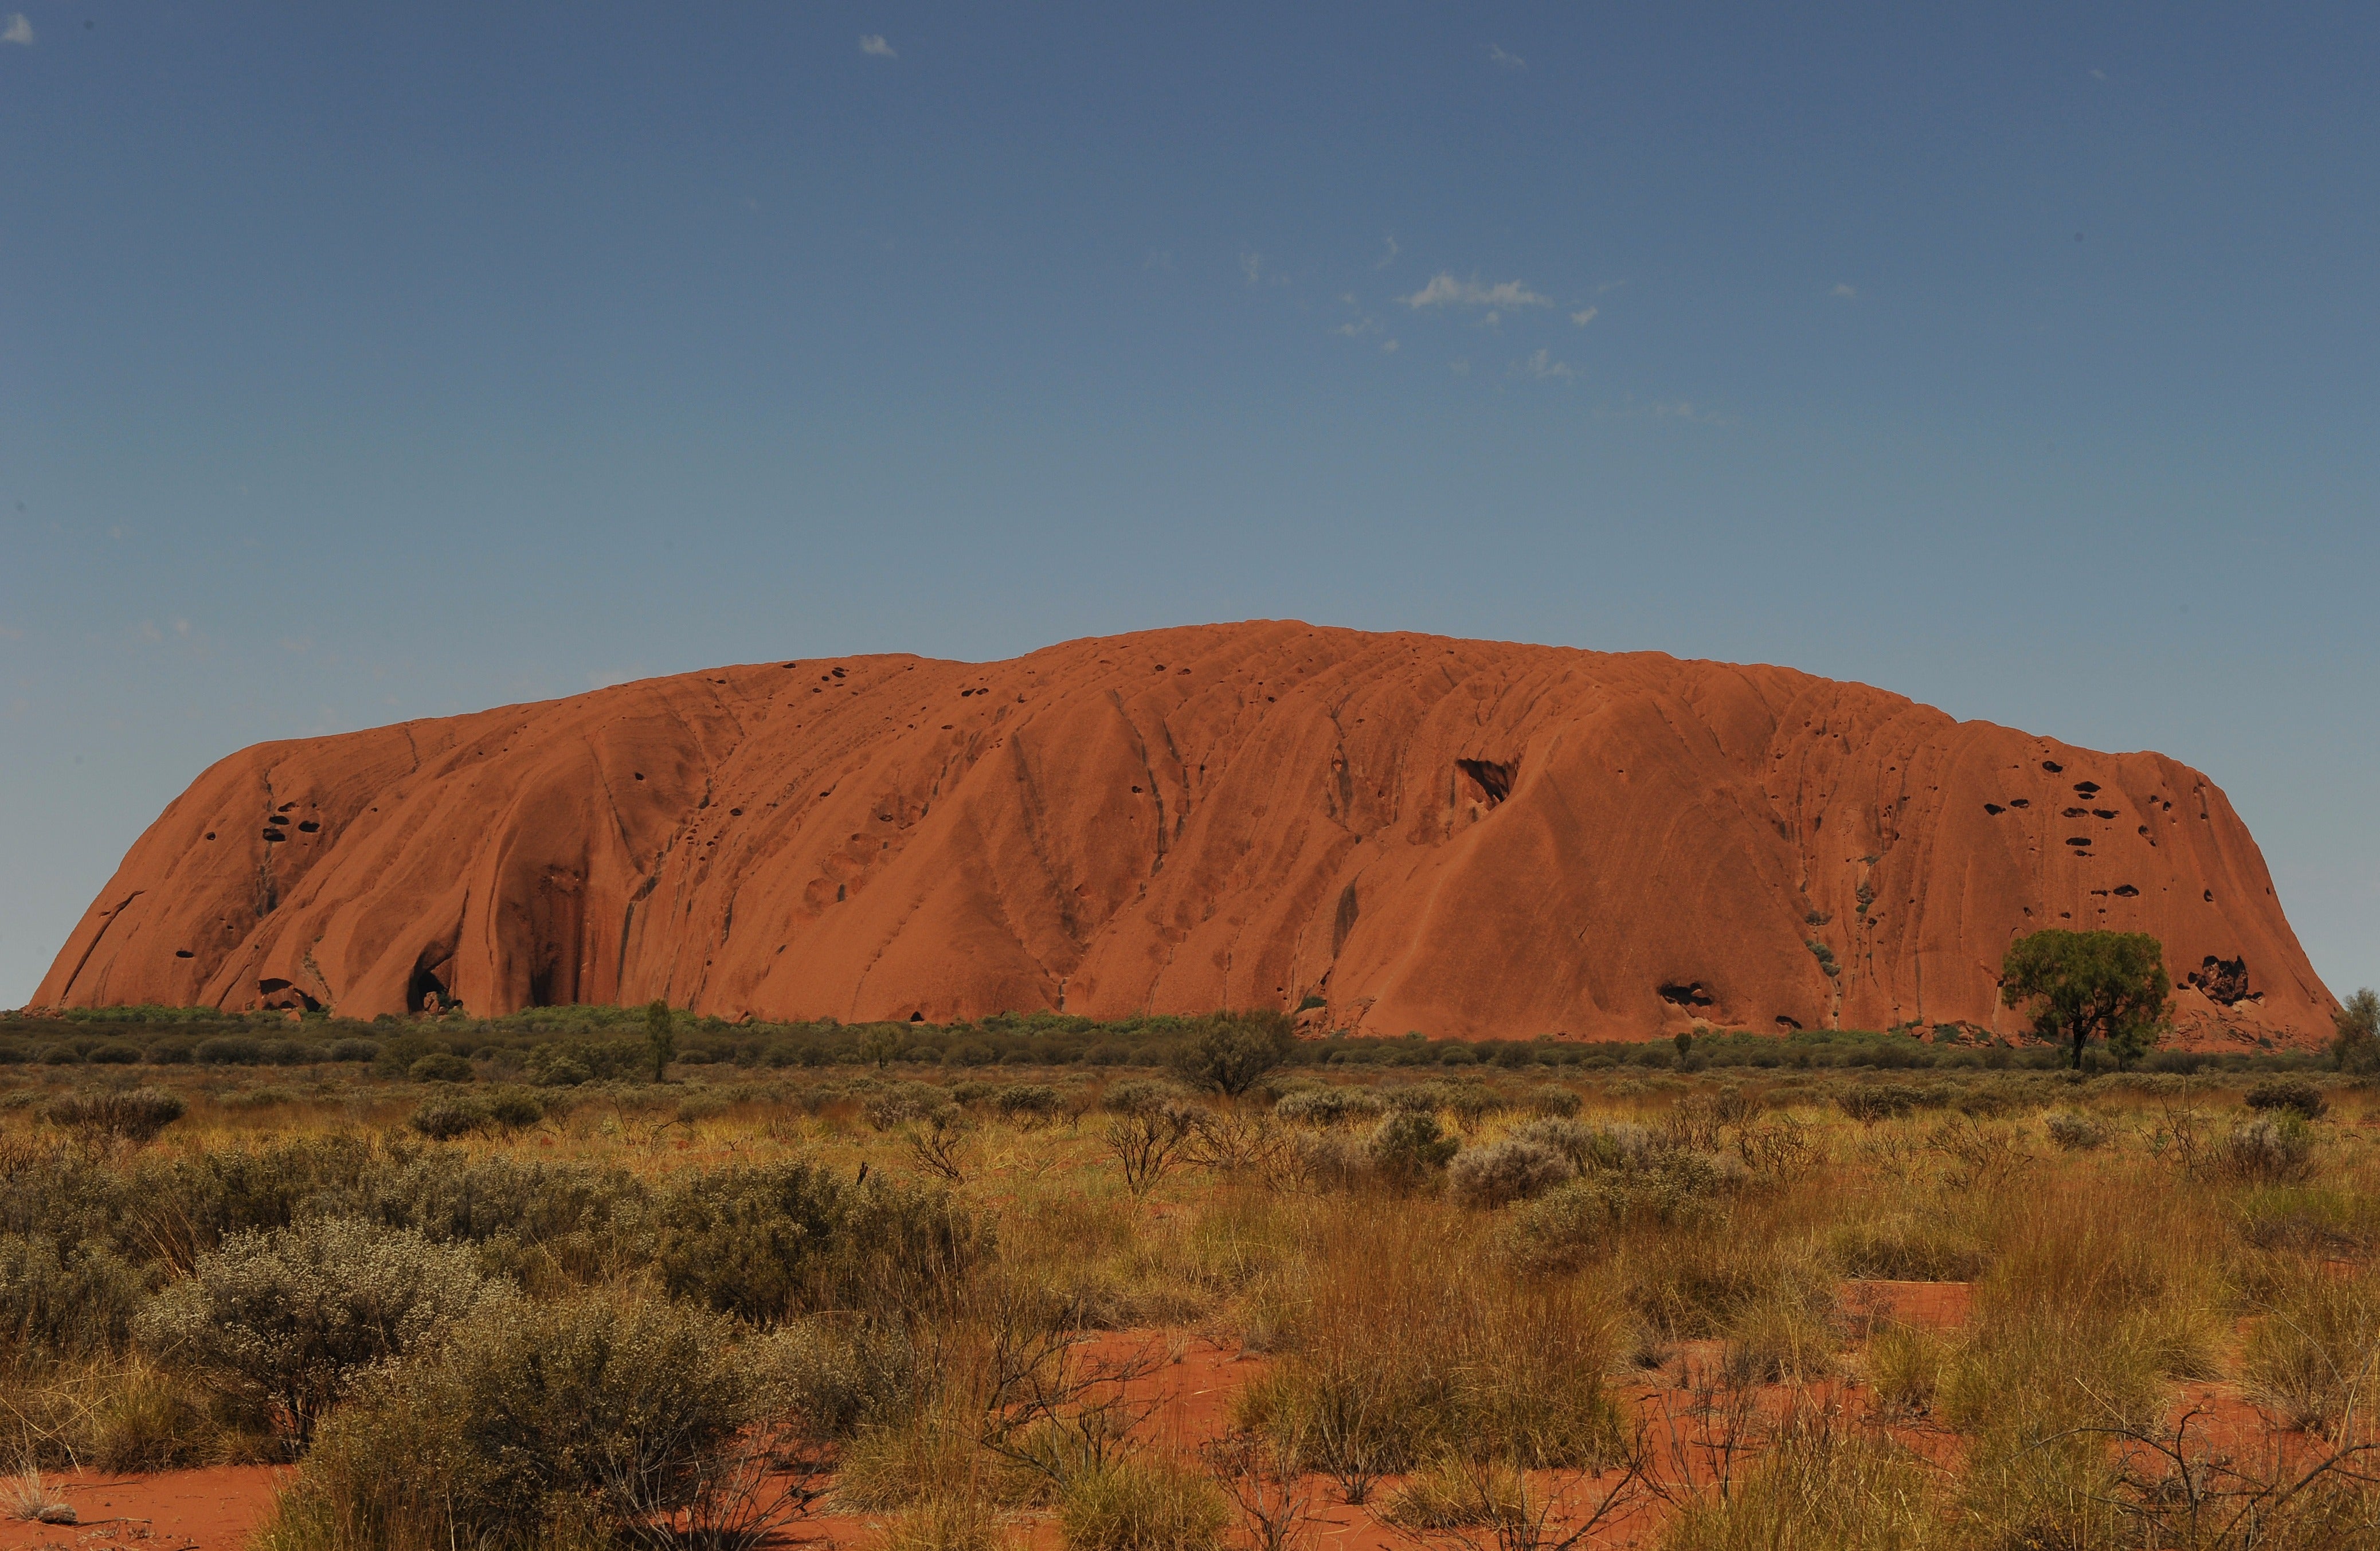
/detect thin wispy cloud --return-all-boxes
[1335,292,1383,338]
[1,14,31,46]
[1831,283,1858,299]
[1488,44,1524,69]
[859,34,895,58]
[1240,252,1264,286]
[1518,348,1573,381]
[1376,235,1400,269]
[1569,307,1599,326]
[1402,273,1550,310]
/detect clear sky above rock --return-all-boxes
[2,3,2374,1006]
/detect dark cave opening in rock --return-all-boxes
[1457,757,1517,808]
[408,962,451,1014]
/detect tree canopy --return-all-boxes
[2334,987,2380,1074]
[1999,930,2170,1070]
[1168,1010,1296,1097]
[644,998,676,1082]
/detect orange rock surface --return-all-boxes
[33,622,2335,1045]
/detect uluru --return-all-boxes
[33,621,2335,1048]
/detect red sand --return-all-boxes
[36,621,2329,1047]
[0,1467,281,1551]
[10,1301,2331,1551]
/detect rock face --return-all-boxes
[34,622,2336,1047]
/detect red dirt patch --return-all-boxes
[1840,1278,1975,1331]
[0,1467,281,1551]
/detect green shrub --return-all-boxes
[44,1086,187,1146]
[1059,1455,1228,1551]
[865,1080,960,1130]
[196,1036,263,1065]
[1273,1087,1384,1126]
[0,1232,150,1361]
[1166,1010,1294,1098]
[88,1042,142,1066]
[136,1217,510,1446]
[1837,1084,1930,1122]
[486,1088,545,1128]
[261,1293,774,1550]
[2042,1110,2108,1150]
[2217,1115,2318,1185]
[409,1052,474,1083]
[1524,1083,1582,1117]
[757,1316,921,1439]
[2245,1077,2327,1121]
[326,1039,380,1063]
[1099,1078,1192,1117]
[656,1162,986,1322]
[1502,1152,1739,1273]
[356,1151,651,1287]
[1381,1082,1453,1113]
[1370,1111,1458,1189]
[992,1084,1063,1124]
[408,1096,488,1140]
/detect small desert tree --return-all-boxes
[1169,1010,1296,1098]
[1999,929,2170,1070]
[2333,988,2380,1074]
[645,998,676,1082]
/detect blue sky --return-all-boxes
[3,3,2374,1006]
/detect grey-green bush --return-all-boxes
[2217,1115,2318,1185]
[1274,1087,1385,1126]
[408,1096,489,1141]
[758,1315,922,1439]
[267,1293,772,1549]
[1370,1111,1458,1189]
[2244,1077,2327,1121]
[1524,1083,1583,1117]
[1446,1138,1577,1208]
[0,1232,149,1362]
[2042,1109,2108,1151]
[656,1162,987,1322]
[1502,1151,1740,1272]
[409,1052,474,1083]
[135,1217,511,1446]
[45,1086,187,1146]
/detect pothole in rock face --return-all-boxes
[1456,757,1518,808]
[2188,955,2251,1005]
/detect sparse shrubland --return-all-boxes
[4,1002,2379,1549]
